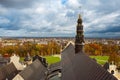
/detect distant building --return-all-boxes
[1,42,17,46]
[0,38,2,42]
[24,53,32,65]
[0,54,9,67]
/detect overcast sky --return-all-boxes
[0,0,120,38]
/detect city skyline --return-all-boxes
[0,0,120,38]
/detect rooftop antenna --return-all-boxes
[79,6,82,13]
[78,6,83,17]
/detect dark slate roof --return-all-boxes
[0,55,9,67]
[49,61,61,70]
[48,61,61,78]
[61,42,75,64]
[0,62,18,80]
[33,55,48,67]
[61,43,118,80]
[19,59,47,80]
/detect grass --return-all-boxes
[90,56,109,65]
[44,56,61,65]
[20,57,24,61]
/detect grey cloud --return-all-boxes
[81,0,120,13]
[0,0,45,8]
[26,27,55,33]
[0,0,120,37]
[87,26,120,34]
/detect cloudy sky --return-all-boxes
[0,0,120,38]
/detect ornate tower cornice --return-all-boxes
[75,14,85,53]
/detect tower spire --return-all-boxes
[75,14,85,53]
[78,14,81,19]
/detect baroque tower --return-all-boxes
[75,14,85,53]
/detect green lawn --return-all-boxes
[90,56,109,65]
[44,56,61,65]
[20,57,24,61]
